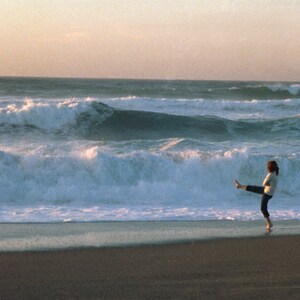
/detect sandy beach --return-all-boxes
[0,235,299,300]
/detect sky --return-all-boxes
[1,0,300,81]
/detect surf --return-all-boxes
[0,77,299,223]
[0,99,299,142]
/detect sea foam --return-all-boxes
[0,78,299,223]
[0,142,299,222]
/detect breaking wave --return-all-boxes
[0,99,299,141]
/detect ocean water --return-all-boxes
[0,77,299,223]
[1,221,299,251]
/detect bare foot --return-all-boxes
[266,222,273,231]
[234,178,241,189]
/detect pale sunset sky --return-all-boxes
[1,0,300,81]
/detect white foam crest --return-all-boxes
[112,95,139,100]
[80,146,99,160]
[166,146,249,161]
[0,98,93,130]
[0,143,298,221]
[0,205,299,223]
[268,83,300,95]
[159,138,185,151]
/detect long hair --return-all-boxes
[268,160,279,175]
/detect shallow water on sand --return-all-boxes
[0,220,299,252]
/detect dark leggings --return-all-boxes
[246,185,272,218]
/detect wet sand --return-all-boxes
[0,235,299,299]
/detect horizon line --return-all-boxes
[0,75,298,84]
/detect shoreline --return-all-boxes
[0,235,299,299]
[1,219,299,252]
[0,219,299,251]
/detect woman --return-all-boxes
[235,161,279,231]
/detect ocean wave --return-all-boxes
[1,77,299,100]
[0,145,299,221]
[222,83,300,99]
[1,206,299,223]
[101,97,300,121]
[1,78,299,223]
[267,83,300,96]
[0,99,112,131]
[0,99,299,141]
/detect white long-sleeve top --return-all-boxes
[263,172,278,196]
